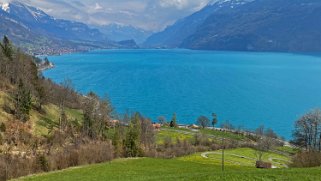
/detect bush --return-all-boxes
[0,140,114,180]
[0,155,36,181]
[0,123,6,132]
[291,151,321,168]
[49,142,114,171]
[36,155,49,172]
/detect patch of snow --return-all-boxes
[1,2,10,12]
[209,0,255,7]
[25,6,45,20]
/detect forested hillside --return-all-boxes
[0,36,115,180]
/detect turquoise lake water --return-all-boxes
[44,49,321,139]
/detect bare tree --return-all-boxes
[157,116,167,125]
[140,118,155,150]
[221,121,234,130]
[82,92,113,139]
[255,125,265,137]
[292,109,321,151]
[197,116,210,129]
[255,137,272,161]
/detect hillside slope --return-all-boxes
[183,0,321,52]
[145,0,321,52]
[143,0,253,48]
[0,1,137,54]
[0,90,83,136]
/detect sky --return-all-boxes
[10,0,213,31]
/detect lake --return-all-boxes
[44,49,321,139]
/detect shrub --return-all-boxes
[291,151,321,168]
[49,142,114,171]
[0,155,35,181]
[36,155,49,172]
[0,123,6,132]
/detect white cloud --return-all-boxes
[94,2,102,10]
[159,0,189,9]
[17,0,211,31]
[0,0,12,3]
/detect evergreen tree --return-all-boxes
[212,113,218,128]
[170,113,178,128]
[0,36,13,60]
[112,123,122,157]
[124,113,141,157]
[0,36,14,81]
[0,122,6,132]
[15,80,32,122]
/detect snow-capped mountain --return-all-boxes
[0,1,108,42]
[145,0,321,52]
[181,0,321,52]
[208,0,254,6]
[0,1,139,54]
[144,0,252,48]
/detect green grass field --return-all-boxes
[16,148,320,181]
[156,128,194,144]
[275,146,300,155]
[17,157,320,181]
[178,148,290,168]
[156,127,248,144]
[199,128,246,140]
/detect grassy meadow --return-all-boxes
[16,152,320,181]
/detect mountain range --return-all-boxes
[0,1,138,54]
[2,0,321,53]
[95,24,153,44]
[144,0,321,52]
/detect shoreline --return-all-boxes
[35,48,321,59]
[38,62,55,72]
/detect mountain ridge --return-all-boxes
[95,23,153,44]
[143,0,253,48]
[145,0,321,52]
[0,1,138,54]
